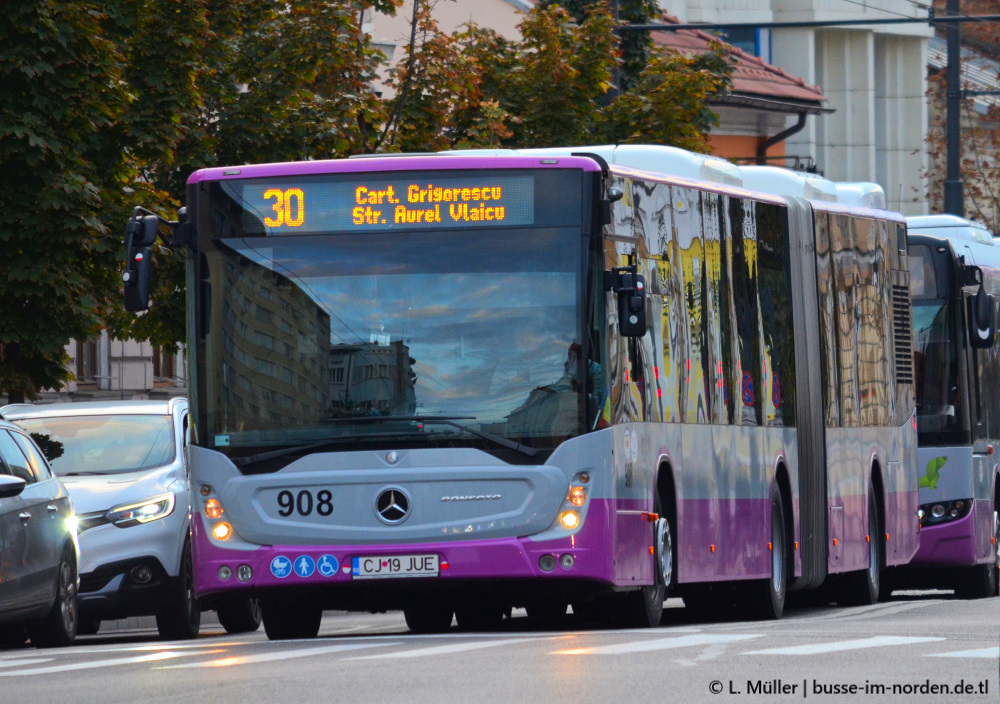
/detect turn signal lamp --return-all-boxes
[560,511,580,529]
[568,486,587,507]
[212,522,233,540]
[205,498,224,519]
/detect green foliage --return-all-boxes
[536,0,659,93]
[0,1,129,400]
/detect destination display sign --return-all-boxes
[232,173,536,235]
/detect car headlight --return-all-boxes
[107,493,176,527]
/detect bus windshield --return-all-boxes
[911,299,969,445]
[194,227,586,460]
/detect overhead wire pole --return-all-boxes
[945,0,964,216]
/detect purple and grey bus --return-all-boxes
[123,145,920,639]
[903,215,1000,598]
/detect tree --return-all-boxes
[387,2,732,151]
[536,0,660,93]
[0,1,131,402]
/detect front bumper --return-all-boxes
[191,499,627,606]
[78,556,181,619]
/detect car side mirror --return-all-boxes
[0,474,27,499]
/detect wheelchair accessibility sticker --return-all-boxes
[317,554,339,577]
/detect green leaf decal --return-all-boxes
[918,456,948,489]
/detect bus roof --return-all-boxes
[186,154,604,184]
[906,214,995,245]
[739,165,837,202]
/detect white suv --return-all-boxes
[4,399,259,639]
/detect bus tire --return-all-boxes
[217,597,262,633]
[403,605,453,634]
[525,599,568,628]
[616,494,670,628]
[261,599,322,640]
[156,540,201,640]
[743,486,788,620]
[955,509,999,599]
[454,603,505,632]
[839,485,883,606]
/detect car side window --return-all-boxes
[0,430,35,484]
[10,431,52,481]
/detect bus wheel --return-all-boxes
[403,605,453,634]
[217,597,262,633]
[956,509,999,599]
[525,599,568,628]
[455,603,505,632]
[743,487,788,620]
[839,486,883,606]
[261,599,322,640]
[616,497,670,628]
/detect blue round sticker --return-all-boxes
[270,555,292,579]
[293,555,316,578]
[317,554,339,578]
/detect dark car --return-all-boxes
[0,416,79,648]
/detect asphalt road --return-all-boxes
[2,591,997,704]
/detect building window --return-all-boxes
[153,347,176,380]
[76,339,98,382]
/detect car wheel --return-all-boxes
[156,540,201,640]
[261,598,322,640]
[28,552,78,648]
[217,597,262,633]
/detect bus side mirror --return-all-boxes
[123,214,159,312]
[968,286,995,349]
[616,272,647,338]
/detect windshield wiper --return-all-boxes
[324,415,539,458]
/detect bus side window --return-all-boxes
[730,198,761,426]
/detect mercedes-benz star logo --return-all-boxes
[375,488,409,524]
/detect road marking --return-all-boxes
[349,637,544,659]
[159,641,398,668]
[0,659,52,669]
[0,649,220,676]
[927,647,1000,658]
[744,636,944,655]
[555,634,763,655]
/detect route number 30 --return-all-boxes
[263,188,305,228]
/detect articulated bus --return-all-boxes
[902,214,1000,598]
[122,145,918,639]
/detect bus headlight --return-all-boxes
[919,499,973,527]
[107,494,175,527]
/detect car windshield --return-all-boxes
[15,415,176,475]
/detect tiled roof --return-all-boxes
[650,15,828,111]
